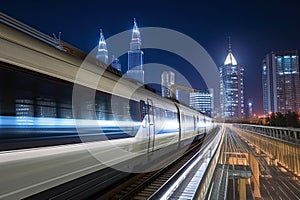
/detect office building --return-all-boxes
[262,50,300,115]
[189,89,214,117]
[219,38,244,119]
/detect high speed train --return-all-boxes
[0,13,213,199]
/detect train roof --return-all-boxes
[0,12,123,77]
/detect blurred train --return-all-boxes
[0,13,213,199]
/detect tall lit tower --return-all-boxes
[126,18,144,83]
[96,29,108,64]
[262,50,300,115]
[219,37,244,119]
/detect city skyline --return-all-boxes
[2,0,300,115]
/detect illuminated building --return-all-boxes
[262,50,300,115]
[219,38,244,119]
[96,29,108,64]
[111,55,122,72]
[161,71,175,98]
[189,89,214,117]
[126,18,144,83]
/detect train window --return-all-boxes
[140,100,147,119]
[15,99,34,117]
[0,63,73,118]
[0,62,144,123]
[95,91,113,120]
[129,100,141,122]
[35,98,57,118]
[193,115,196,131]
[59,102,72,119]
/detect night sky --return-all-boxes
[2,0,300,115]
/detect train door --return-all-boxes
[147,98,155,152]
[193,115,196,133]
[196,116,200,134]
[203,115,206,135]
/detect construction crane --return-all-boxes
[170,84,199,99]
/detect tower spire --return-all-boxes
[130,18,141,50]
[126,18,144,83]
[228,36,232,53]
[96,29,108,64]
[224,36,237,65]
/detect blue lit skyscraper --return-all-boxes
[96,29,108,64]
[189,89,214,117]
[219,38,244,119]
[126,18,144,83]
[262,50,300,115]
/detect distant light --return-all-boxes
[248,102,252,107]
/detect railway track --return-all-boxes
[226,126,300,200]
[96,128,220,200]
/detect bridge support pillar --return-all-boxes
[239,178,246,200]
[296,150,300,176]
[249,153,261,198]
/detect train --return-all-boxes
[0,13,213,199]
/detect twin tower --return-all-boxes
[96,19,144,83]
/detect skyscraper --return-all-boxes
[126,18,144,83]
[262,50,300,115]
[161,71,175,98]
[189,89,214,117]
[219,38,244,119]
[96,29,108,64]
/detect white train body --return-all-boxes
[0,14,213,199]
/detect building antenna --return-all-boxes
[228,36,232,52]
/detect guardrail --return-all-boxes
[233,125,300,177]
[194,125,225,199]
[149,125,225,199]
[234,124,300,145]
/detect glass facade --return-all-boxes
[262,51,300,115]
[189,89,214,117]
[220,51,244,119]
[128,50,143,70]
[126,19,144,83]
